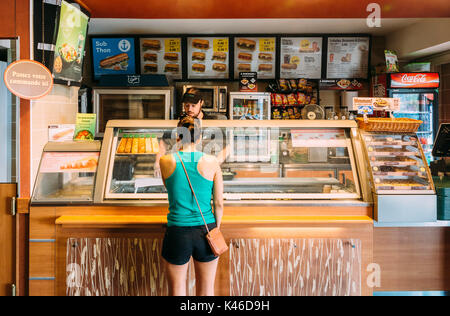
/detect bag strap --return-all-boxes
[176,152,211,235]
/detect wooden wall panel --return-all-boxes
[373,227,450,292]
[0,0,16,38]
[30,207,56,239]
[29,242,55,278]
[29,280,55,296]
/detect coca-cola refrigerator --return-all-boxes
[372,72,440,162]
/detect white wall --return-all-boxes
[386,18,450,60]
[31,85,79,187]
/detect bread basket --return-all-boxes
[356,117,422,132]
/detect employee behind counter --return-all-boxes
[154,88,229,177]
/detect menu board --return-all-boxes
[187,37,229,79]
[91,37,137,80]
[139,38,182,80]
[280,37,322,79]
[234,37,276,79]
[52,0,89,82]
[326,37,370,79]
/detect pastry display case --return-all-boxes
[360,130,436,222]
[31,141,101,204]
[93,120,368,204]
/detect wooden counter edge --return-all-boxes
[55,215,373,226]
[17,197,30,214]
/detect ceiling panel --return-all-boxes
[78,0,450,19]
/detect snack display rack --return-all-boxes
[359,128,436,222]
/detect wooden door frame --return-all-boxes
[0,183,17,296]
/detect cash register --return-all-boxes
[431,123,450,220]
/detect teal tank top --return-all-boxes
[165,151,216,227]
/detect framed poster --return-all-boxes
[91,37,137,80]
[326,36,370,79]
[139,37,182,80]
[52,0,89,82]
[234,37,276,79]
[279,37,322,79]
[187,37,229,79]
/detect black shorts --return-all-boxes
[162,223,218,265]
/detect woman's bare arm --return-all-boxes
[212,159,224,228]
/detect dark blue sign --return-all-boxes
[92,38,136,80]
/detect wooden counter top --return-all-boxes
[55,215,372,226]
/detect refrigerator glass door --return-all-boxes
[230,94,270,120]
[392,92,435,162]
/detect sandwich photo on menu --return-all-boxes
[238,63,251,72]
[164,64,179,73]
[238,52,253,61]
[212,63,227,72]
[192,63,206,72]
[192,52,206,61]
[142,40,161,51]
[192,39,210,50]
[258,64,273,72]
[258,53,272,61]
[212,52,227,62]
[164,53,178,61]
[143,53,157,62]
[237,38,256,51]
[99,53,129,70]
[144,63,158,73]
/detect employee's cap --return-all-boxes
[181,89,202,104]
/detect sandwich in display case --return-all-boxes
[360,130,436,222]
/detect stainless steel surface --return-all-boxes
[93,88,173,136]
[374,194,437,223]
[182,85,227,113]
[374,220,450,227]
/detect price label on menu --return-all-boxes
[165,39,181,53]
[214,39,229,52]
[259,38,275,52]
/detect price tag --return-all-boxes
[213,39,229,52]
[165,39,180,53]
[259,38,275,52]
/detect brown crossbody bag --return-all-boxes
[176,152,228,257]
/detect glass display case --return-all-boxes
[361,132,434,194]
[229,92,271,120]
[359,130,436,222]
[93,88,174,135]
[94,120,365,203]
[31,141,101,204]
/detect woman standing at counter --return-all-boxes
[159,116,224,296]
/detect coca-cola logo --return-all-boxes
[401,74,427,83]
